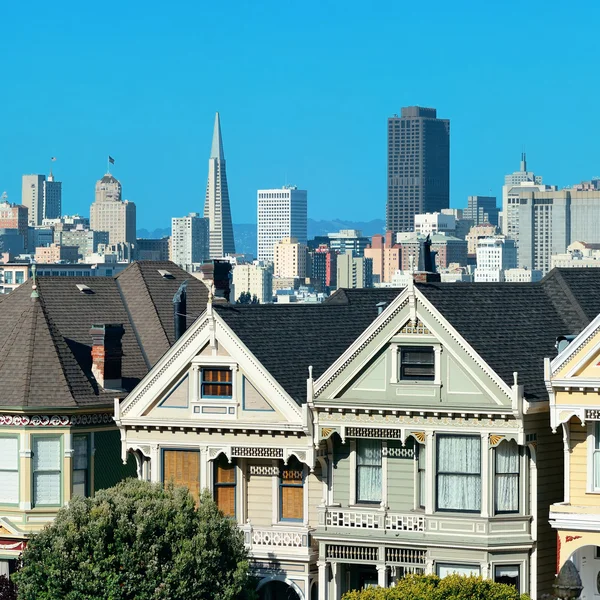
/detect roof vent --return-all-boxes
[556,334,577,355]
[376,301,387,315]
[76,284,94,294]
[158,269,174,279]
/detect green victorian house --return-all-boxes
[0,261,208,577]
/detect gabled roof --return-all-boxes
[0,261,209,410]
[215,269,600,404]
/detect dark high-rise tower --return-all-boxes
[387,106,450,234]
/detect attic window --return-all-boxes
[158,270,174,279]
[76,284,94,294]
[400,347,435,381]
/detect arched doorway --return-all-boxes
[258,579,301,600]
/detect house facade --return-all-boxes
[0,261,209,578]
[547,313,600,598]
[116,268,600,599]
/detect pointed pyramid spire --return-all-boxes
[210,112,225,160]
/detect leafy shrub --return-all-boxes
[342,573,532,600]
[13,479,257,600]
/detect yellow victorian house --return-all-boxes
[547,313,600,598]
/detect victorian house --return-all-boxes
[116,268,600,600]
[0,261,208,578]
[546,284,600,598]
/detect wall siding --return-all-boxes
[247,469,273,527]
[569,420,591,506]
[308,463,323,527]
[94,429,137,492]
[333,439,351,506]
[529,412,563,598]
[387,440,416,511]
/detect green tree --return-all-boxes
[237,292,251,304]
[13,479,257,600]
[0,574,18,600]
[341,574,531,600]
[250,294,259,304]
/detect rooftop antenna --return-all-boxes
[0,192,7,203]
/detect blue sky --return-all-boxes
[1,0,599,229]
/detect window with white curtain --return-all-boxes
[495,440,519,513]
[72,435,89,498]
[33,437,61,506]
[436,435,481,512]
[356,440,382,503]
[0,437,19,504]
[594,423,600,491]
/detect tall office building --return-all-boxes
[257,186,307,263]
[22,174,45,226]
[43,172,62,220]
[171,213,210,270]
[387,106,450,234]
[204,112,235,258]
[273,237,308,278]
[463,195,499,227]
[501,154,544,238]
[22,173,62,226]
[90,174,136,246]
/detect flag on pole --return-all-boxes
[50,157,57,162]
[108,156,115,165]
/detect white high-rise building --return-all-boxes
[474,237,517,282]
[22,173,63,226]
[22,174,45,226]
[204,112,235,258]
[414,212,456,236]
[501,154,544,238]
[257,186,307,263]
[171,213,210,270]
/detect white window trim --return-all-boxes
[191,360,239,419]
[586,421,600,493]
[390,343,441,385]
[350,439,387,507]
[491,559,527,594]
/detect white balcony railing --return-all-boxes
[240,523,315,558]
[319,505,425,532]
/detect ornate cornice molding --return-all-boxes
[0,413,114,427]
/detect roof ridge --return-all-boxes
[133,262,167,340]
[23,300,38,406]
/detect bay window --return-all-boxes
[436,435,481,512]
[0,437,18,504]
[356,440,382,503]
[33,437,62,506]
[494,564,520,590]
[162,449,200,504]
[495,440,519,513]
[417,443,426,509]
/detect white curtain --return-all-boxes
[0,437,18,504]
[33,438,61,505]
[357,440,382,502]
[496,441,519,512]
[437,436,481,511]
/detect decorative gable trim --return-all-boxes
[398,318,431,335]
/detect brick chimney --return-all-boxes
[90,324,125,390]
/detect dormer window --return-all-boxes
[400,347,435,381]
[201,368,232,399]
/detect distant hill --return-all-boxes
[137,218,386,259]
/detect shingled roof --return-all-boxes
[216,269,600,404]
[0,261,209,410]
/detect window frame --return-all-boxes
[399,346,435,382]
[279,457,304,522]
[493,563,521,592]
[436,434,481,514]
[32,435,63,508]
[72,434,90,499]
[356,439,383,505]
[213,454,236,518]
[0,435,19,506]
[494,440,520,514]
[200,367,233,400]
[416,442,426,509]
[592,422,600,492]
[161,448,201,504]
[437,563,481,578]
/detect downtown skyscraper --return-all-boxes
[387,106,450,234]
[204,112,235,258]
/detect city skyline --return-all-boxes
[2,0,600,229]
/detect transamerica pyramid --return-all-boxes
[203,112,236,258]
